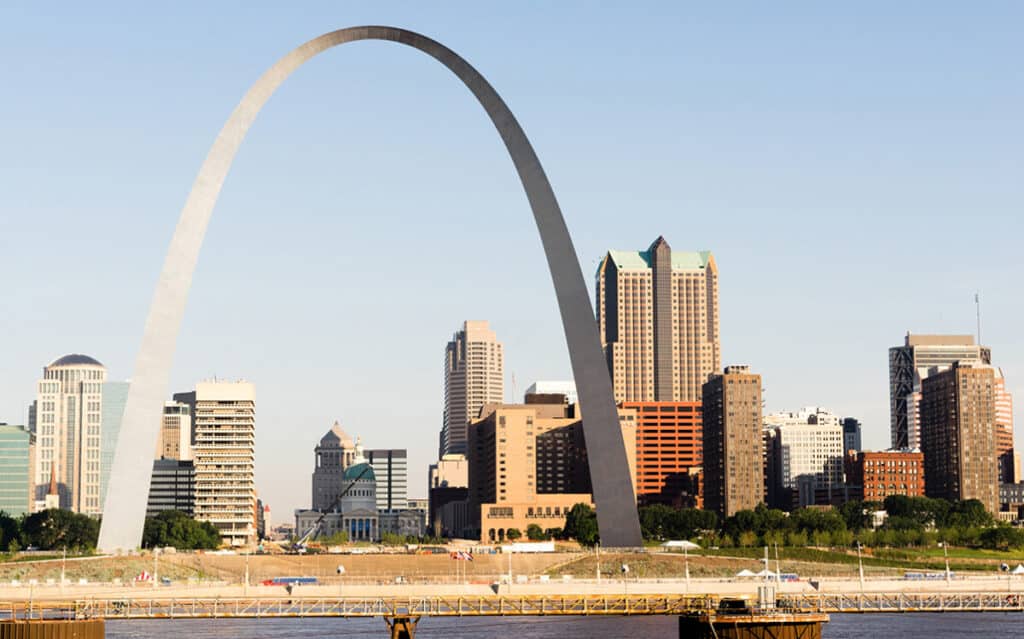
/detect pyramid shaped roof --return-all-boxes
[320,421,354,447]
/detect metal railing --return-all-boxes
[779,592,1024,613]
[1,592,1021,621]
[2,595,716,620]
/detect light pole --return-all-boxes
[683,544,690,589]
[60,547,66,592]
[856,542,865,591]
[939,542,951,583]
[244,552,250,595]
[152,548,159,589]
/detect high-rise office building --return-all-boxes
[0,424,34,517]
[440,320,504,456]
[190,381,256,546]
[158,401,192,460]
[32,354,107,514]
[702,366,763,518]
[994,375,1017,483]
[467,398,636,542]
[621,401,702,507]
[366,449,408,511]
[311,421,357,512]
[920,362,999,513]
[841,417,863,453]
[889,333,990,449]
[764,407,844,508]
[596,237,719,403]
[99,380,129,510]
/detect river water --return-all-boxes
[105,613,1024,638]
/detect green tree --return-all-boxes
[562,503,599,547]
[321,531,350,545]
[639,504,675,540]
[738,531,758,547]
[979,526,1024,551]
[21,509,99,551]
[945,500,993,529]
[0,512,19,551]
[526,524,546,541]
[141,510,220,550]
[506,528,522,541]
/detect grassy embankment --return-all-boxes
[548,546,1024,580]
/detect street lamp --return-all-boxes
[856,542,865,591]
[152,548,159,590]
[939,541,951,583]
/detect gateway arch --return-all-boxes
[98,26,642,551]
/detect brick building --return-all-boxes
[621,401,702,507]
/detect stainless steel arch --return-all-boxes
[98,26,642,551]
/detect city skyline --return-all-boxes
[2,3,1022,521]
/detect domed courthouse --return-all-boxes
[295,422,423,542]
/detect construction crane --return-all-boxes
[291,464,371,553]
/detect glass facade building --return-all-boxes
[100,381,129,510]
[0,424,33,516]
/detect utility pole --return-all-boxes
[153,548,159,589]
[60,547,66,593]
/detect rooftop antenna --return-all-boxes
[975,292,982,345]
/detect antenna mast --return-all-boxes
[975,292,982,345]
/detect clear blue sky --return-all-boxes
[2,2,1021,521]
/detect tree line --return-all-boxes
[0,509,221,552]
[559,498,1024,551]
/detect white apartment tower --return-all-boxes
[32,354,107,514]
[764,407,845,507]
[440,321,504,456]
[188,381,256,547]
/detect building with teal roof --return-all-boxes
[595,236,720,403]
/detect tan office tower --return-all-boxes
[920,362,999,513]
[467,397,636,542]
[31,354,107,514]
[157,401,192,460]
[190,381,256,546]
[995,375,1017,483]
[889,333,990,450]
[702,366,763,518]
[440,321,504,456]
[596,237,719,403]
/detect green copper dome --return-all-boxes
[344,462,374,481]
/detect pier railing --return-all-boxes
[0,592,1021,621]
